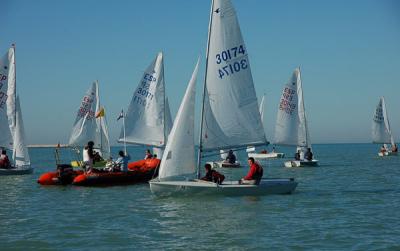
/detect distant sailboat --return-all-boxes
[69,81,110,166]
[150,0,297,197]
[248,94,285,159]
[372,97,397,156]
[274,68,318,167]
[0,45,33,175]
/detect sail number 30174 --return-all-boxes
[215,45,248,79]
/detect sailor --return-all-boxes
[240,157,263,185]
[225,150,236,164]
[391,144,398,153]
[200,163,225,184]
[0,149,11,169]
[115,151,131,172]
[144,149,153,160]
[294,150,301,161]
[304,148,313,161]
[83,141,95,173]
[380,145,386,154]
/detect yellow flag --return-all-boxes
[95,107,105,118]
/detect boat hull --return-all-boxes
[149,178,297,197]
[0,167,33,176]
[248,152,285,159]
[72,169,157,186]
[378,151,398,157]
[209,161,241,168]
[284,159,319,167]
[37,170,84,185]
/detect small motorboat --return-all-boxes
[37,164,83,185]
[284,159,319,167]
[209,161,241,168]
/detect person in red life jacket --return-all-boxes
[0,149,11,169]
[200,163,225,184]
[240,157,263,185]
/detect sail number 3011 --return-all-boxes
[215,45,248,79]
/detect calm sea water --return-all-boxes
[0,144,399,250]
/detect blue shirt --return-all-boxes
[115,155,131,172]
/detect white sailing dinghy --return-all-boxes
[118,52,172,159]
[275,68,318,167]
[69,81,111,167]
[0,46,32,175]
[372,97,397,156]
[248,94,285,159]
[209,149,241,168]
[150,0,297,197]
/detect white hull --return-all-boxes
[378,151,398,157]
[248,152,285,159]
[208,161,241,168]
[149,178,297,197]
[0,166,33,175]
[284,159,319,167]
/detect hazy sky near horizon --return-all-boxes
[2,0,400,145]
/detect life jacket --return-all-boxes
[253,163,263,180]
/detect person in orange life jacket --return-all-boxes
[0,149,11,169]
[240,157,263,185]
[200,163,225,184]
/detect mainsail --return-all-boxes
[274,68,310,148]
[119,52,167,147]
[201,0,267,152]
[0,48,14,149]
[158,59,199,180]
[69,82,98,147]
[372,97,394,145]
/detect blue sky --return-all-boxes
[2,0,400,144]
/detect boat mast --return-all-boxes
[97,80,103,154]
[12,43,17,165]
[197,0,215,179]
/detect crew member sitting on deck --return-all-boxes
[304,148,313,161]
[115,151,131,172]
[0,149,11,169]
[240,157,263,185]
[380,145,387,154]
[294,150,301,161]
[224,150,236,164]
[144,149,153,160]
[392,144,398,153]
[200,163,225,184]
[260,149,268,154]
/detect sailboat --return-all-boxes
[69,80,110,167]
[149,0,297,197]
[119,52,171,171]
[274,68,318,167]
[372,97,397,156]
[248,94,285,159]
[0,46,32,175]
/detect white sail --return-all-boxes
[12,96,30,167]
[201,0,267,152]
[158,59,199,180]
[0,48,14,149]
[69,82,98,147]
[153,97,173,158]
[119,52,167,147]
[94,84,110,160]
[274,68,310,148]
[372,97,394,145]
